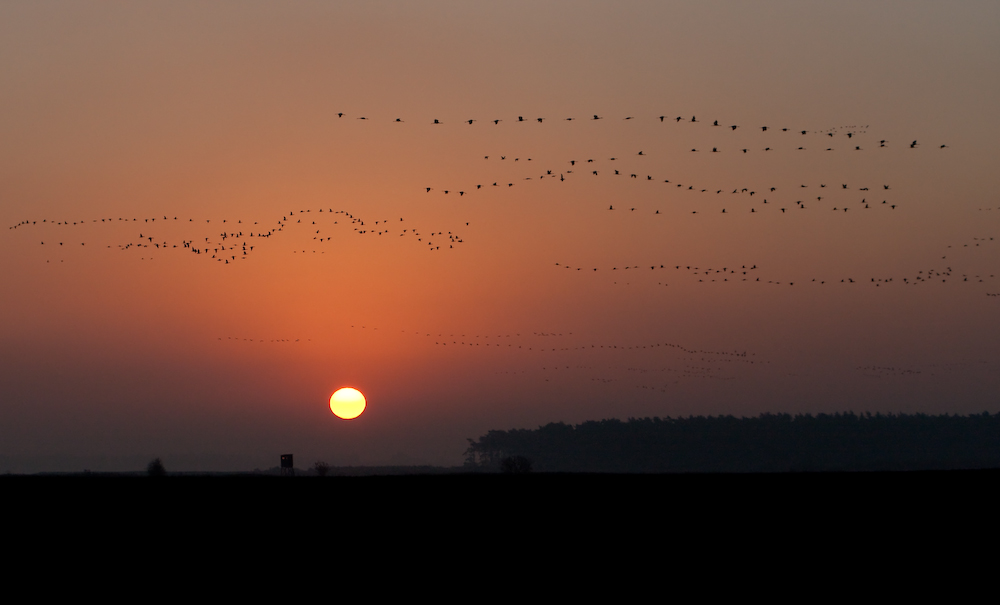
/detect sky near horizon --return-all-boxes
[2,1,998,471]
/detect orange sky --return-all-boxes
[2,1,999,471]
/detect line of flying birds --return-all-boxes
[332,111,939,142]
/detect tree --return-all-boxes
[147,458,166,477]
[314,460,331,477]
[500,455,532,474]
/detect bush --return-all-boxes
[147,458,166,477]
[314,461,331,477]
[500,456,532,474]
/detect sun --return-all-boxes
[330,387,366,419]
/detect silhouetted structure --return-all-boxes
[280,454,295,477]
[466,413,1000,473]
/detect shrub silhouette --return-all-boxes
[147,458,167,477]
[500,455,532,474]
[314,460,331,477]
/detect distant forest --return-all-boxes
[465,413,1000,472]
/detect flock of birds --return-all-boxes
[6,109,995,400]
[7,205,465,264]
[857,360,993,379]
[355,323,768,392]
[427,157,908,218]
[217,336,313,344]
[334,111,946,150]
[17,206,990,293]
[557,232,997,291]
[213,319,768,392]
[7,110,991,299]
[348,323,762,363]
[331,112,951,219]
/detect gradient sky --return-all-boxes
[2,1,998,472]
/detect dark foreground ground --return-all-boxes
[5,471,997,573]
[7,469,997,519]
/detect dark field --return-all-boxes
[7,470,993,567]
[9,469,996,515]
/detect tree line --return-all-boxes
[465,412,1000,472]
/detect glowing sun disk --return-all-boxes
[330,387,366,419]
